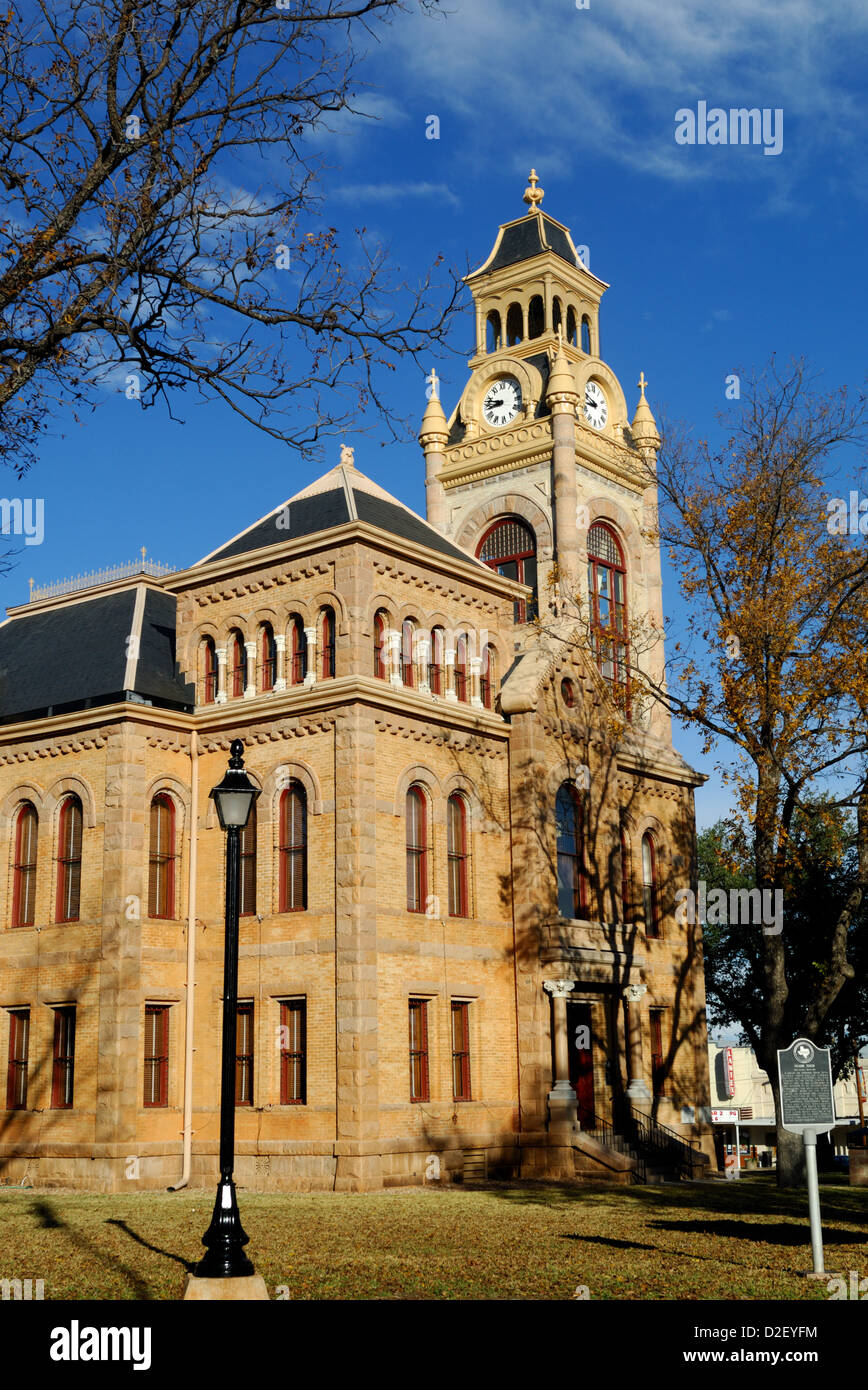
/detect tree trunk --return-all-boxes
[776,1125,806,1187]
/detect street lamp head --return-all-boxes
[209,738,261,830]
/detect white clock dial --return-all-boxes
[583,380,608,430]
[482,376,522,428]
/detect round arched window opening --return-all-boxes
[478,517,538,623]
[561,677,576,708]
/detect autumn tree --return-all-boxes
[0,0,457,478]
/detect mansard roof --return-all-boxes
[0,586,193,725]
[197,459,481,570]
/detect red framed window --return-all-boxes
[143,1005,168,1107]
[620,826,632,922]
[406,787,427,913]
[230,631,246,698]
[556,783,587,919]
[290,617,307,685]
[451,1001,472,1101]
[374,611,388,679]
[239,803,257,917]
[480,644,494,709]
[428,627,444,696]
[409,999,429,1102]
[321,607,336,679]
[51,1006,76,1109]
[447,794,468,918]
[279,999,306,1105]
[401,618,416,688]
[279,782,307,912]
[6,1008,29,1110]
[454,634,468,703]
[650,1008,665,1096]
[56,795,83,923]
[260,624,277,692]
[148,794,176,919]
[203,638,218,704]
[12,802,38,928]
[587,522,629,695]
[477,517,538,622]
[642,832,660,938]
[235,1001,254,1106]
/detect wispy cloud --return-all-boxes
[332,181,461,209]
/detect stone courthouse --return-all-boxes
[0,176,714,1191]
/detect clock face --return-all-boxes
[482,376,522,428]
[583,380,608,431]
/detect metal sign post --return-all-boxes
[777,1038,837,1275]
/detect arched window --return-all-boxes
[478,516,538,622]
[454,633,468,703]
[581,314,592,354]
[374,610,388,679]
[279,782,307,912]
[428,627,444,696]
[556,783,586,919]
[406,787,427,913]
[552,296,563,336]
[260,623,277,693]
[528,294,544,339]
[587,522,629,695]
[12,802,38,927]
[230,630,246,698]
[561,677,576,708]
[202,637,218,704]
[480,644,495,710]
[506,302,523,346]
[447,793,468,918]
[566,305,578,347]
[401,618,416,688]
[56,795,83,923]
[289,616,307,686]
[239,802,257,917]
[485,310,501,354]
[620,826,632,922]
[642,832,659,938]
[321,607,336,680]
[148,794,176,919]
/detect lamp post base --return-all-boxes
[183,1274,270,1301]
[195,1178,255,1280]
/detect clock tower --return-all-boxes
[420,171,668,736]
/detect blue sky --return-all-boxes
[4,0,868,830]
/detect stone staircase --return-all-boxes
[572,1107,709,1184]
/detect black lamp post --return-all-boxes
[196,739,261,1279]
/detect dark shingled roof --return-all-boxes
[483,214,576,273]
[0,587,193,725]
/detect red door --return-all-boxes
[567,1001,595,1127]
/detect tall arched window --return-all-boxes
[401,618,416,688]
[260,623,277,693]
[406,787,427,913]
[454,633,468,703]
[478,516,538,622]
[506,302,523,346]
[552,296,563,336]
[321,607,336,680]
[279,782,307,911]
[528,294,544,339]
[566,305,578,347]
[202,637,218,704]
[56,795,83,923]
[620,826,633,923]
[289,616,306,686]
[480,644,495,710]
[428,627,444,696]
[485,310,501,354]
[374,610,388,679]
[642,832,659,938]
[587,522,629,695]
[447,793,468,918]
[239,802,257,917]
[12,802,38,928]
[230,630,246,698]
[148,794,176,919]
[555,783,586,919]
[581,314,592,353]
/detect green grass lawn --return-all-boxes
[0,1174,864,1301]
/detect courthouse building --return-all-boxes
[0,176,714,1191]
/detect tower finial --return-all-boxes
[638,371,648,399]
[523,168,544,213]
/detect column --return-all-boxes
[303,626,317,687]
[544,979,578,1132]
[243,640,256,699]
[417,635,431,696]
[444,645,457,702]
[624,984,650,1101]
[273,633,286,692]
[469,656,483,709]
[215,646,228,705]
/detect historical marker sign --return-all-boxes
[777,1038,836,1134]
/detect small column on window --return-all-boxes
[273,633,287,692]
[215,646,228,704]
[444,644,457,701]
[303,626,317,687]
[417,634,431,696]
[388,629,403,689]
[244,640,256,699]
[469,656,483,708]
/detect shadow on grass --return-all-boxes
[104,1219,196,1274]
[28,1200,154,1300]
[648,1217,867,1247]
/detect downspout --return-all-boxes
[169,728,198,1190]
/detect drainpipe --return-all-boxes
[169,728,198,1190]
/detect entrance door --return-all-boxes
[567,1000,595,1128]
